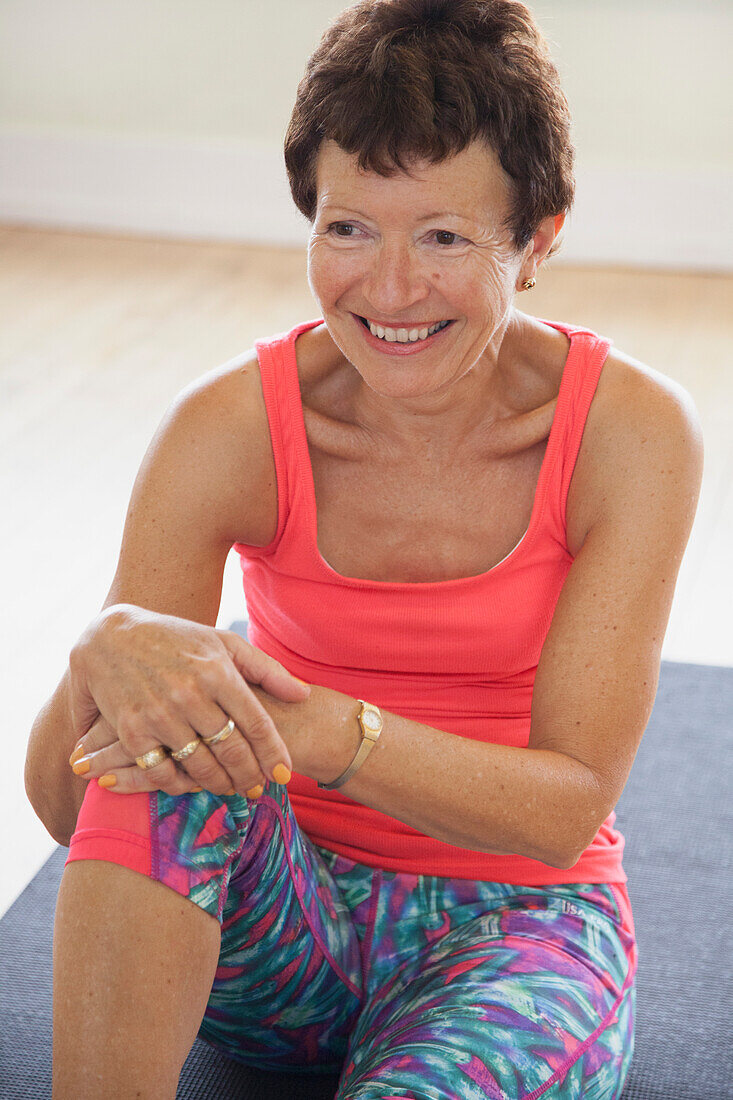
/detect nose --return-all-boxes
[362,239,430,321]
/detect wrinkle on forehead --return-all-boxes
[314,138,514,239]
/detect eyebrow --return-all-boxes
[321,205,473,223]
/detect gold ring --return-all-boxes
[171,739,202,762]
[201,718,236,746]
[135,746,169,770]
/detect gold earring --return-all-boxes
[522,278,536,290]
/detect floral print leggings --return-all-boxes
[67,778,638,1099]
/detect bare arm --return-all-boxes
[24,350,275,845]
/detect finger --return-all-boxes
[96,754,206,797]
[94,766,250,799]
[69,713,129,765]
[70,741,132,778]
[91,768,158,794]
[216,631,311,703]
[211,668,293,785]
[196,720,269,795]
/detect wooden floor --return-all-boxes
[2,224,730,919]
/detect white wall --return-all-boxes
[1,0,730,270]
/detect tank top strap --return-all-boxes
[233,318,323,558]
[537,319,615,550]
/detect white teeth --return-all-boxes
[367,319,449,342]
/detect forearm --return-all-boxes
[25,670,89,847]
[258,683,600,869]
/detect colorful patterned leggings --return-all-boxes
[67,778,638,1099]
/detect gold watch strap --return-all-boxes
[317,700,383,790]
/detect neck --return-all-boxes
[350,310,531,451]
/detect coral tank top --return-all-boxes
[232,316,628,886]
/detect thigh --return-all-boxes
[337,882,637,1100]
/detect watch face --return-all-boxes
[362,710,382,731]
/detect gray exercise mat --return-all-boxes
[2,651,732,1098]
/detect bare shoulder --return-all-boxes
[568,345,704,553]
[182,346,279,548]
[191,324,337,548]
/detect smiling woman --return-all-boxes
[33,1,705,1098]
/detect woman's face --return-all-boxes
[306,138,546,403]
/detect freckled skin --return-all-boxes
[306,138,561,446]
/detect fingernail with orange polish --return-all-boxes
[69,744,85,766]
[246,784,264,799]
[72,757,91,775]
[273,764,291,785]
[99,775,117,788]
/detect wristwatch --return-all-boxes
[317,699,383,790]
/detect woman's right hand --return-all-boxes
[67,603,311,797]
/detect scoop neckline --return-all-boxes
[287,316,578,589]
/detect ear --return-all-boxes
[524,212,564,275]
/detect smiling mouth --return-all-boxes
[356,315,455,336]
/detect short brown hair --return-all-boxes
[284,0,575,263]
